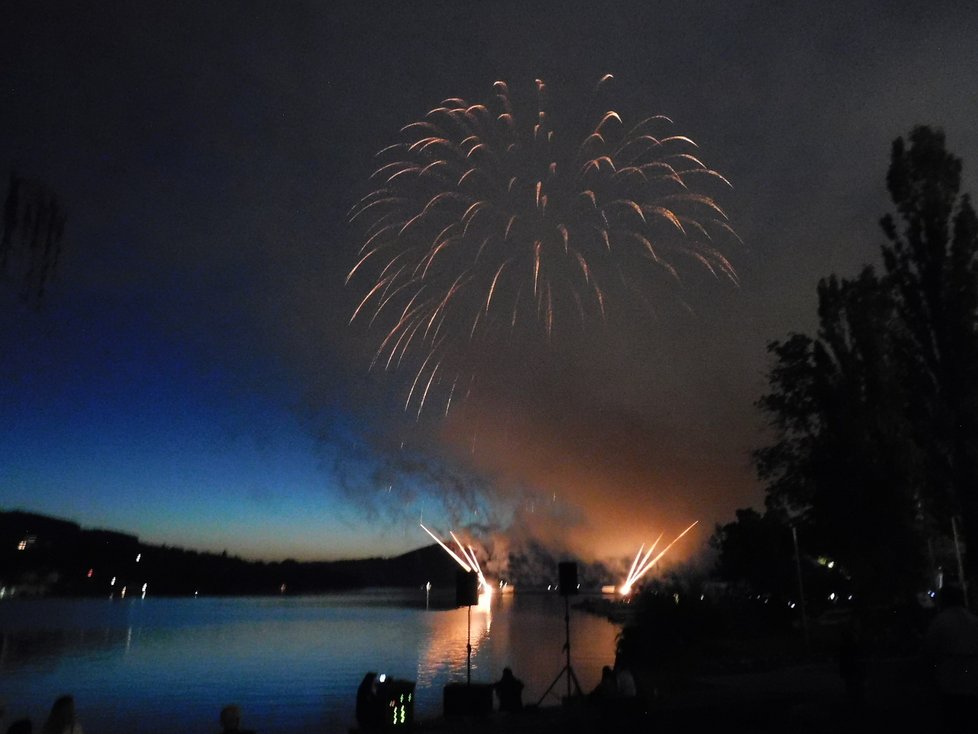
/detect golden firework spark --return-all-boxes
[349,76,739,416]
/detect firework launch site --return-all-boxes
[3,511,957,733]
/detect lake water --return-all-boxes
[0,591,620,733]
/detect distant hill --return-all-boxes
[0,510,461,597]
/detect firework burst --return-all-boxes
[348,75,738,416]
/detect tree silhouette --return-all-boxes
[754,126,978,603]
[756,268,925,603]
[880,127,978,582]
[711,507,796,597]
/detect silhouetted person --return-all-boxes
[7,720,32,734]
[355,672,380,730]
[590,666,619,701]
[218,704,255,734]
[924,586,978,728]
[41,696,82,734]
[494,667,524,713]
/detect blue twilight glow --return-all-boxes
[1,2,976,561]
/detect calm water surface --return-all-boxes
[0,591,620,733]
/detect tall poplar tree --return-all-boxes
[754,126,978,602]
[881,126,978,582]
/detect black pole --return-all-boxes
[564,595,571,700]
[792,524,810,653]
[466,604,472,685]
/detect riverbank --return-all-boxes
[412,655,931,734]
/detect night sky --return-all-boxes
[2,1,976,565]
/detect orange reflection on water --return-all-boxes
[417,601,492,688]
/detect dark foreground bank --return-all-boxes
[408,656,932,734]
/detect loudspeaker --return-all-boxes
[455,570,479,607]
[558,562,578,595]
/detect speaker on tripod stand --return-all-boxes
[455,569,479,685]
[444,570,493,717]
[537,562,583,705]
[455,569,479,607]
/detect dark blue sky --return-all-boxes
[2,1,976,562]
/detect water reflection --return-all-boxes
[417,603,491,687]
[481,592,619,703]
[0,627,132,672]
[0,593,619,734]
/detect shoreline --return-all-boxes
[410,655,930,734]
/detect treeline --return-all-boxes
[0,510,460,597]
[714,126,978,611]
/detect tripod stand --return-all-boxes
[537,593,582,704]
[465,603,472,685]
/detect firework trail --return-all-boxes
[421,523,494,607]
[620,521,698,594]
[348,75,738,416]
